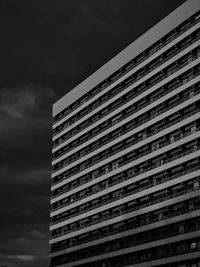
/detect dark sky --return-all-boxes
[0,0,185,266]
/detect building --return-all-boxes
[49,0,200,266]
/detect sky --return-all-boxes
[0,0,186,266]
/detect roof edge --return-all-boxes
[53,0,200,116]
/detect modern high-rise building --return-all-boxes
[50,0,200,266]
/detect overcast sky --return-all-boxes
[0,0,185,266]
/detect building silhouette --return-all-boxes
[50,0,200,266]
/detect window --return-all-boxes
[92,214,99,222]
[191,241,197,250]
[112,162,119,170]
[102,211,109,219]
[91,199,98,206]
[112,115,121,125]
[193,181,199,190]
[191,124,197,133]
[152,141,161,151]
[112,190,122,198]
[92,171,99,179]
[112,207,122,215]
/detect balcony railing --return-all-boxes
[52,66,200,153]
[52,106,200,188]
[53,34,200,136]
[52,63,200,161]
[50,209,200,253]
[53,45,200,140]
[51,129,200,210]
[51,166,200,226]
[50,184,200,239]
[52,96,200,174]
[52,15,200,126]
[52,92,200,180]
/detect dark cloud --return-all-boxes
[0,0,184,91]
[0,167,50,267]
[0,84,52,267]
[0,0,185,266]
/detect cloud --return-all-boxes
[17,255,35,261]
[0,84,52,267]
[5,254,35,261]
[0,253,48,267]
[0,88,37,119]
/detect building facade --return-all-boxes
[50,0,200,266]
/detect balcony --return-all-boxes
[51,127,199,208]
[52,14,200,127]
[52,64,200,153]
[52,96,200,184]
[53,43,200,141]
[50,215,200,256]
[50,170,200,237]
[51,172,200,227]
[52,100,199,175]
[52,104,200,189]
